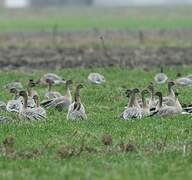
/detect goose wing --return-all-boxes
[122,107,142,120]
[42,96,71,111]
[45,91,62,99]
[21,108,46,121]
[6,100,22,113]
[67,102,87,120]
[158,106,180,117]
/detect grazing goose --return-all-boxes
[67,84,87,120]
[175,72,192,86]
[185,74,192,80]
[4,81,23,91]
[37,73,65,85]
[19,91,46,121]
[41,80,73,111]
[120,88,142,120]
[0,116,12,123]
[154,67,168,84]
[44,79,62,99]
[175,76,192,86]
[151,92,182,117]
[33,95,46,117]
[88,73,106,84]
[6,88,22,113]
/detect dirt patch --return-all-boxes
[0,47,192,69]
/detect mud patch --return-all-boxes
[0,47,192,69]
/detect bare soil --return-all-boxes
[0,46,191,69]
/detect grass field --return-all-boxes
[0,6,192,31]
[0,68,192,180]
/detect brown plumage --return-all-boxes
[41,80,73,111]
[67,84,87,120]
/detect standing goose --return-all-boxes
[33,95,46,117]
[154,67,168,84]
[41,80,73,111]
[67,84,87,120]
[37,73,65,85]
[19,91,46,121]
[151,92,182,117]
[147,82,158,110]
[44,79,62,99]
[120,88,142,120]
[6,88,22,113]
[163,81,176,106]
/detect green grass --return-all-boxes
[0,67,192,180]
[1,6,192,31]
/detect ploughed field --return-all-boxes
[0,68,192,180]
[0,6,192,69]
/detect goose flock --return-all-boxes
[1,69,192,122]
[0,73,89,122]
[120,67,192,120]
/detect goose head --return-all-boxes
[46,78,54,84]
[175,92,179,98]
[77,84,83,89]
[155,91,162,98]
[176,72,182,78]
[66,80,73,86]
[33,94,39,101]
[147,82,154,91]
[132,88,140,94]
[10,87,17,94]
[125,89,132,98]
[28,79,36,88]
[141,89,150,96]
[168,81,175,87]
[19,91,28,98]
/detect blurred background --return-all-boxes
[0,0,192,69]
[2,0,192,7]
